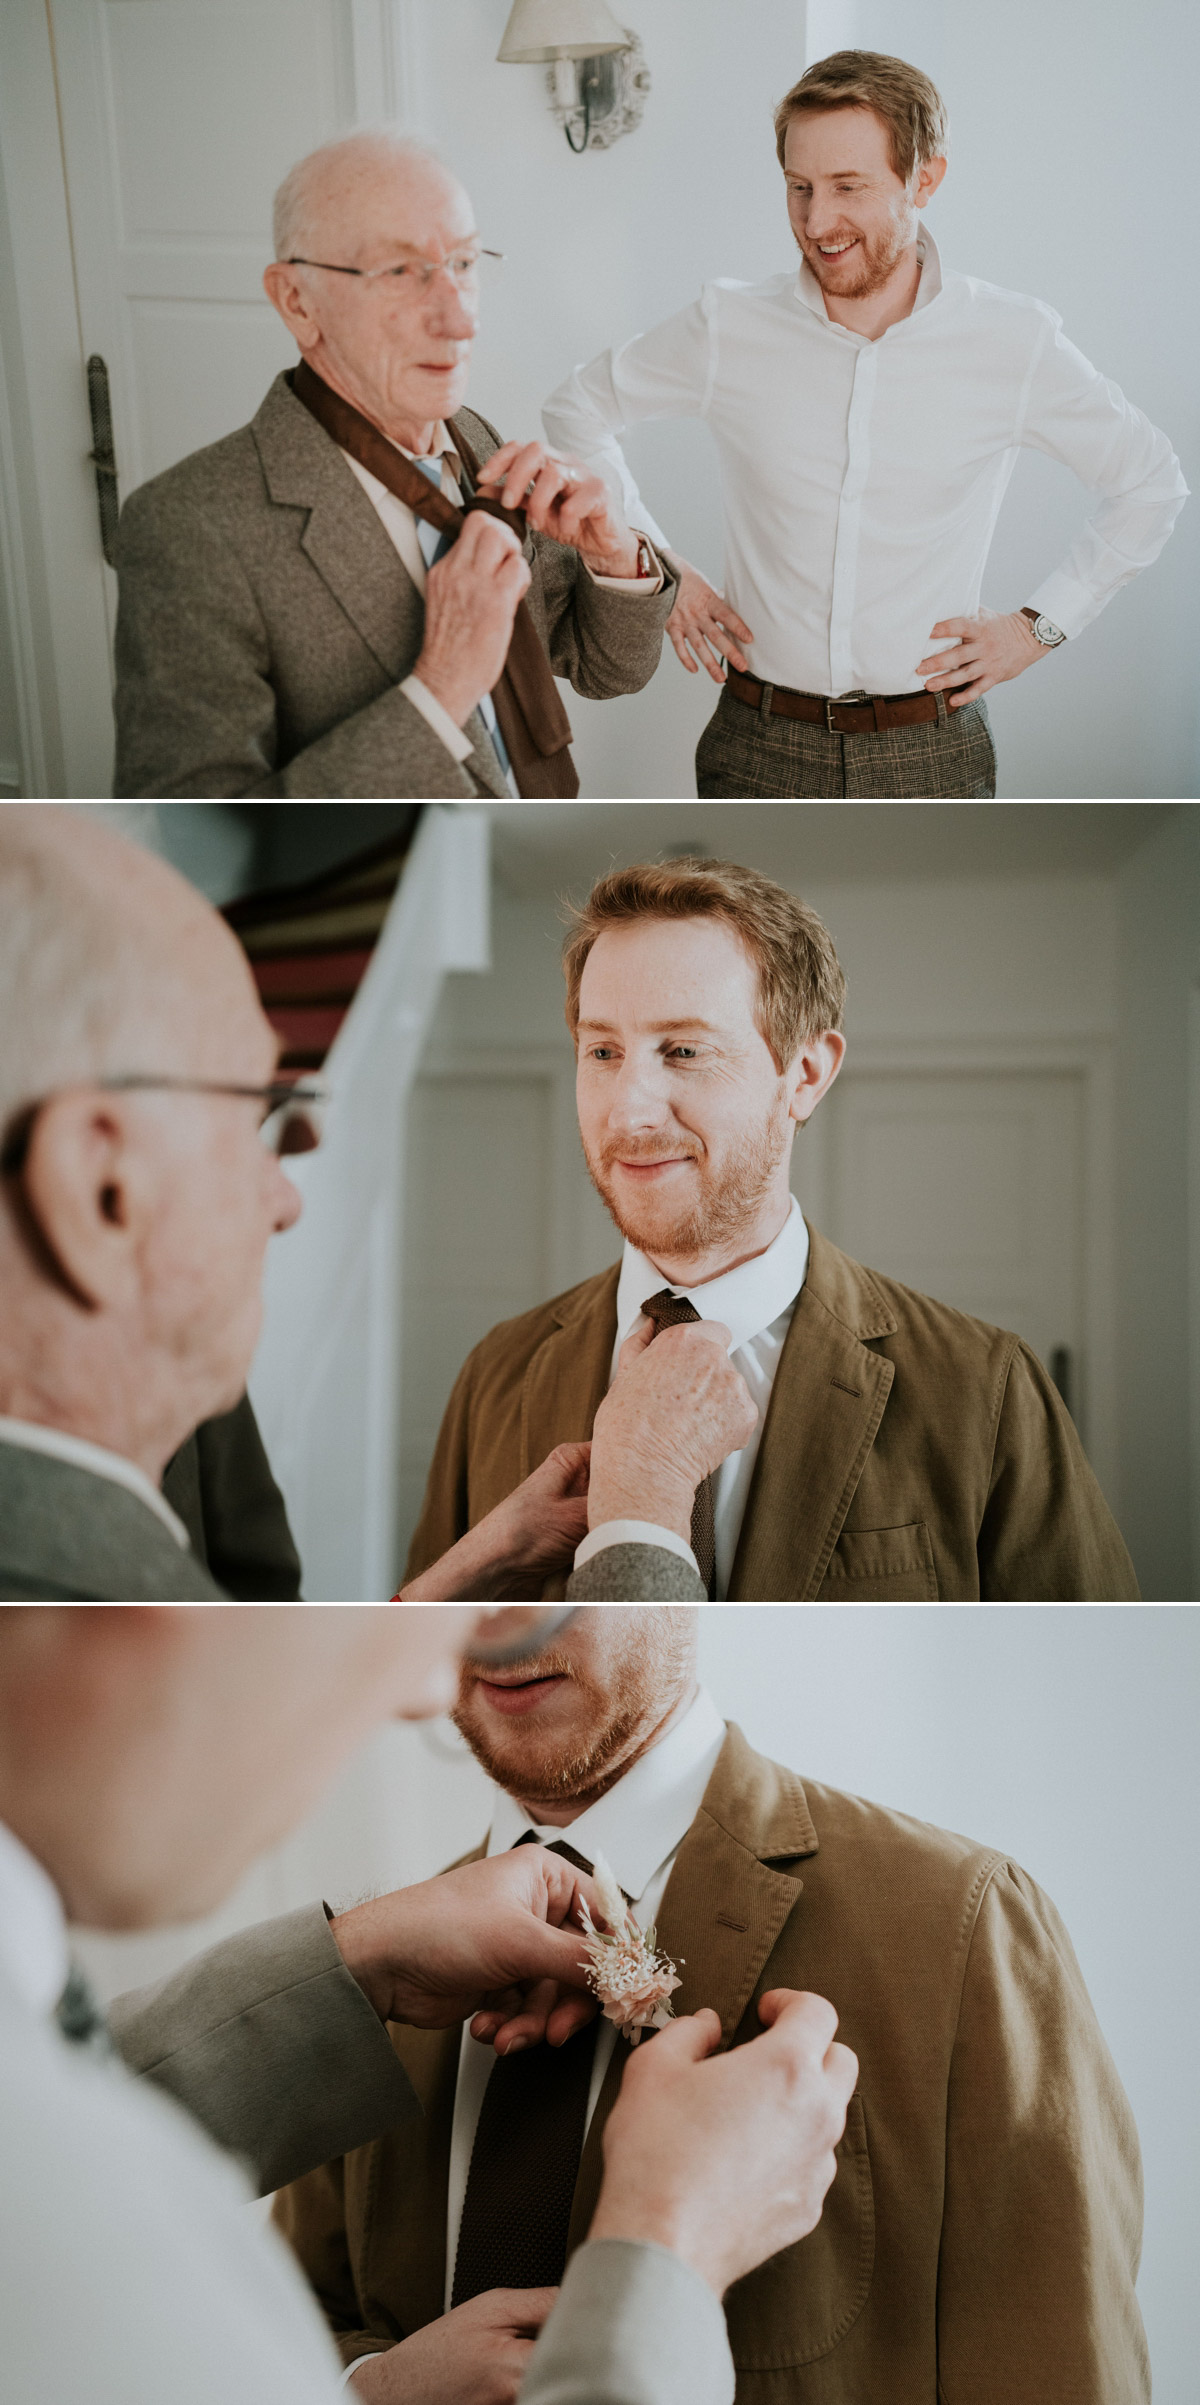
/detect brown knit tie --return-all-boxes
[450,1835,599,2305]
[291,360,578,798]
[640,1289,717,1598]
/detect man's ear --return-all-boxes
[913,154,947,210]
[262,261,321,353]
[20,1094,154,1311]
[787,1030,846,1128]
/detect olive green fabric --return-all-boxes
[163,1392,302,1601]
[405,1221,1137,1601]
[0,1442,224,1600]
[566,1540,706,1601]
[113,375,675,799]
[113,1903,419,2196]
[272,1726,1148,2402]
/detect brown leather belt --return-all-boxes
[727,665,939,733]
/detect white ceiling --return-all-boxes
[489,802,1182,897]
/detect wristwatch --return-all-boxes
[633,533,657,579]
[1020,607,1067,648]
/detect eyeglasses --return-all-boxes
[466,1607,576,1666]
[0,1074,331,1176]
[286,247,504,296]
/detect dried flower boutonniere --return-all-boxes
[578,1850,682,2045]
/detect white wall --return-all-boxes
[74,1603,1200,2405]
[1115,807,1200,1598]
[407,0,1196,798]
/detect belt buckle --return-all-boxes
[825,689,867,734]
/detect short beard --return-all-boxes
[802,208,915,300]
[452,1614,696,1810]
[582,1092,791,1263]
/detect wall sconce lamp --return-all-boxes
[497,1,649,154]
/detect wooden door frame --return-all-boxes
[0,0,424,797]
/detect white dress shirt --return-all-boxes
[543,234,1188,697]
[443,1686,728,2314]
[0,1415,189,1546]
[585,1200,810,1601]
[343,423,663,792]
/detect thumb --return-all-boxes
[642,2006,723,2066]
[615,1316,655,1372]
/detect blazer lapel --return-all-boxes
[519,1265,620,1479]
[730,1222,898,1600]
[378,2023,460,2330]
[567,1724,817,2251]
[252,372,424,682]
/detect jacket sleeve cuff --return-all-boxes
[400,675,473,762]
[575,1521,699,1574]
[524,2240,735,2405]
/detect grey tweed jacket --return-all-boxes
[0,1443,225,1600]
[113,372,674,798]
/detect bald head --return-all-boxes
[264,131,480,449]
[272,131,466,266]
[0,807,300,1481]
[0,806,264,1138]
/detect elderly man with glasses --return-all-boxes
[111,130,673,801]
[0,807,746,1601]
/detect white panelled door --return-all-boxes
[42,0,406,714]
[796,1067,1088,1438]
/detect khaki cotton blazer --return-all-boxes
[404,1222,1138,1600]
[272,1725,1148,2404]
[113,373,674,799]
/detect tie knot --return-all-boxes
[513,1830,594,1876]
[641,1288,702,1335]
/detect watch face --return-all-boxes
[1033,614,1066,646]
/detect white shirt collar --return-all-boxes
[487,1685,727,1902]
[794,230,943,327]
[0,1819,69,2019]
[0,1419,190,1549]
[615,1194,810,1357]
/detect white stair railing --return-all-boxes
[248,805,491,1600]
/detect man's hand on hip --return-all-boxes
[330,1847,601,2050]
[349,2290,557,2405]
[414,510,531,726]
[917,605,1047,705]
[664,556,755,680]
[587,1316,757,1542]
[398,1442,591,1602]
[588,1990,858,2296]
[478,441,642,578]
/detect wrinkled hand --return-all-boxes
[917,606,1047,707]
[414,509,531,727]
[588,1990,858,2295]
[664,556,754,680]
[398,1442,591,1602]
[349,2289,557,2405]
[478,441,641,577]
[330,1846,601,2052]
[587,1316,757,1543]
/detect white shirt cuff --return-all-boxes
[399,674,473,763]
[584,534,665,595]
[574,1521,699,1574]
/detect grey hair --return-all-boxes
[0,812,187,1141]
[272,129,452,261]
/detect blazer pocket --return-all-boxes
[724,2093,874,2370]
[816,1522,938,1600]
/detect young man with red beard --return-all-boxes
[404,855,1135,1600]
[273,1605,1149,2405]
[542,50,1187,800]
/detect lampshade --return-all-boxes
[497,0,630,64]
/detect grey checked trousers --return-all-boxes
[695,684,997,798]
